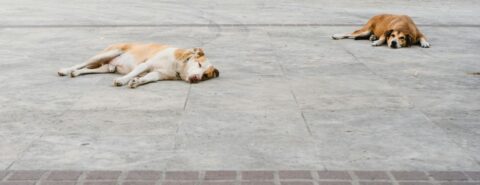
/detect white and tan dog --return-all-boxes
[58,43,219,88]
[332,14,430,48]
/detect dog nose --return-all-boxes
[391,41,398,48]
[188,76,199,83]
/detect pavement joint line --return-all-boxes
[2,172,12,182]
[310,171,319,185]
[157,171,165,185]
[348,171,360,185]
[118,170,127,185]
[183,84,192,111]
[76,171,87,185]
[235,171,241,185]
[199,171,205,185]
[1,24,480,28]
[36,171,51,185]
[6,132,45,171]
[273,171,280,185]
[385,171,399,185]
[269,28,313,137]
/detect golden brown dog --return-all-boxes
[332,14,430,48]
[58,43,219,88]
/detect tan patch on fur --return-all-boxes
[106,43,169,64]
[202,66,219,80]
[174,49,194,62]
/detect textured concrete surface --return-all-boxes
[0,0,479,170]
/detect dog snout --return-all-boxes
[390,41,398,48]
[188,76,200,83]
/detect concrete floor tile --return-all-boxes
[167,134,322,170]
[9,134,175,169]
[51,110,180,135]
[178,109,309,137]
[306,109,478,170]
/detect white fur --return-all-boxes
[420,37,430,48]
[59,45,217,88]
[332,33,348,40]
[372,39,385,46]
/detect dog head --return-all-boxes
[385,29,413,49]
[183,48,219,83]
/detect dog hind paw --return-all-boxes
[70,71,80,78]
[331,34,345,40]
[128,78,140,88]
[57,68,72,76]
[113,78,128,86]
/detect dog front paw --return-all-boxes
[369,35,377,41]
[371,40,383,46]
[113,78,129,86]
[128,77,141,89]
[420,41,430,48]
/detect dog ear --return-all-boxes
[202,67,220,80]
[385,29,393,37]
[213,68,219,78]
[405,34,413,47]
[175,49,194,63]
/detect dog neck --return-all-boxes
[174,57,190,80]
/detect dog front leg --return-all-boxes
[371,35,386,46]
[128,71,163,88]
[419,37,430,48]
[113,63,150,86]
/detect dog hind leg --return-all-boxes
[332,29,372,40]
[58,49,123,76]
[70,64,116,77]
[332,18,374,40]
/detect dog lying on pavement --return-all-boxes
[332,14,430,48]
[58,43,219,88]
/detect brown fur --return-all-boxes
[355,14,423,43]
[334,14,429,48]
[203,66,220,80]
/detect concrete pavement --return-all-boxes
[0,0,479,170]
